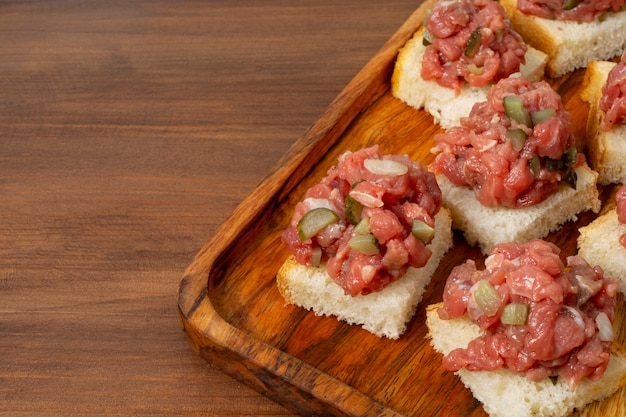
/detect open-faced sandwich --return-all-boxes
[391,0,547,129]
[426,239,626,417]
[580,50,626,185]
[500,0,626,77]
[278,145,453,339]
[578,184,626,294]
[577,51,626,295]
[430,74,600,253]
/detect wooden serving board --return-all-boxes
[177,1,626,415]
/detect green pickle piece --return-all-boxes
[353,216,370,235]
[506,128,527,152]
[529,154,541,176]
[345,194,363,225]
[503,95,532,127]
[501,302,530,325]
[546,157,564,171]
[465,27,481,57]
[297,208,339,241]
[411,219,435,244]
[474,280,501,317]
[531,108,556,126]
[564,168,578,189]
[348,233,380,255]
[422,29,434,46]
[563,146,578,167]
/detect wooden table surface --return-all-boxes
[0,1,421,415]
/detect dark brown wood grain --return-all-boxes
[0,1,423,416]
[178,2,626,417]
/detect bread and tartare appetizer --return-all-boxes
[578,51,626,292]
[579,185,626,295]
[278,145,453,339]
[427,239,626,417]
[580,51,626,185]
[431,74,600,253]
[391,0,547,129]
[500,0,626,77]
[275,0,626,413]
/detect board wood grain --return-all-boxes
[177,1,626,415]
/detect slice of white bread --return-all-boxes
[391,27,548,129]
[578,209,626,294]
[500,0,626,77]
[580,60,626,185]
[426,302,626,417]
[437,163,600,254]
[276,209,453,339]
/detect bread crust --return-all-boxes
[500,0,626,77]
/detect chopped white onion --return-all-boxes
[361,265,376,283]
[596,312,614,342]
[484,253,520,271]
[349,190,383,208]
[303,197,332,211]
[477,139,497,152]
[364,158,408,176]
[563,306,585,330]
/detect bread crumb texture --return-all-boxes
[578,209,626,294]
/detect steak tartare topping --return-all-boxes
[517,0,625,22]
[281,145,442,296]
[421,0,528,94]
[431,75,583,208]
[599,51,626,131]
[438,239,618,390]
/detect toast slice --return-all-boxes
[500,0,626,77]
[391,27,547,129]
[437,163,600,254]
[276,209,453,339]
[580,60,626,185]
[426,302,626,417]
[578,209,626,295]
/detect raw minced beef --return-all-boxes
[599,51,626,131]
[518,0,625,22]
[431,76,583,208]
[281,145,442,296]
[421,0,527,93]
[438,239,618,390]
